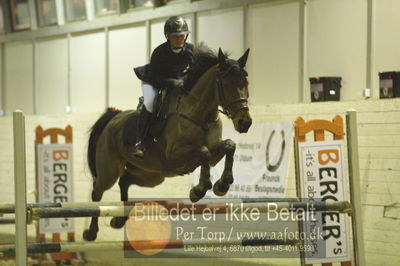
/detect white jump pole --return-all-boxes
[346,110,366,266]
[13,110,27,266]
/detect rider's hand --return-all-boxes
[172,79,184,90]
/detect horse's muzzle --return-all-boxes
[238,118,252,133]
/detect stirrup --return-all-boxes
[132,142,145,159]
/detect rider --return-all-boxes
[132,16,194,159]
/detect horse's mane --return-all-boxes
[185,44,222,91]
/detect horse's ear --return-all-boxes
[238,48,250,68]
[218,48,226,66]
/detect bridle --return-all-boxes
[216,67,249,119]
[171,64,249,132]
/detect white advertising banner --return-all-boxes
[37,144,74,233]
[298,140,350,263]
[192,122,293,198]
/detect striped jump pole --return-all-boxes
[1,200,353,217]
[26,201,352,220]
[0,218,15,224]
[0,201,127,214]
[0,238,301,257]
[0,198,301,214]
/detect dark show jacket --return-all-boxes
[134,42,194,90]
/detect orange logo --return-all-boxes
[53,150,69,161]
[318,149,339,165]
[125,201,172,256]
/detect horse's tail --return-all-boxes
[88,107,122,180]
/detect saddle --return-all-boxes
[146,89,170,139]
[122,89,171,147]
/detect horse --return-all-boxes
[83,45,252,241]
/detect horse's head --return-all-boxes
[216,48,252,133]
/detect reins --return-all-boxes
[168,64,249,132]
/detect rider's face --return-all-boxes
[168,34,185,49]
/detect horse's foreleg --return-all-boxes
[190,146,212,202]
[110,172,132,229]
[213,139,236,196]
[83,184,104,241]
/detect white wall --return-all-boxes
[2,0,400,114]
[197,7,243,59]
[373,0,400,96]
[70,31,106,113]
[35,37,69,114]
[247,1,300,104]
[4,41,34,114]
[307,0,368,101]
[109,24,147,110]
[0,43,3,113]
[150,18,166,53]
[0,44,4,113]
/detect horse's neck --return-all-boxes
[182,65,219,120]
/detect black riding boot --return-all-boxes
[132,106,152,159]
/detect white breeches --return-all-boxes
[141,81,157,112]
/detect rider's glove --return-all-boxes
[165,79,186,93]
[165,78,184,90]
[172,79,184,89]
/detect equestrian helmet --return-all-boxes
[164,16,190,36]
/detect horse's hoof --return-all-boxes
[83,229,97,241]
[213,180,230,196]
[189,187,205,203]
[110,217,127,229]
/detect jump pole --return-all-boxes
[13,110,27,266]
[26,201,352,220]
[0,218,15,224]
[0,198,349,214]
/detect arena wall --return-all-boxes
[2,0,400,115]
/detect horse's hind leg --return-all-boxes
[110,171,134,229]
[190,146,212,202]
[83,157,123,241]
[82,182,104,241]
[212,139,236,196]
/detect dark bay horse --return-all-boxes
[83,45,252,241]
